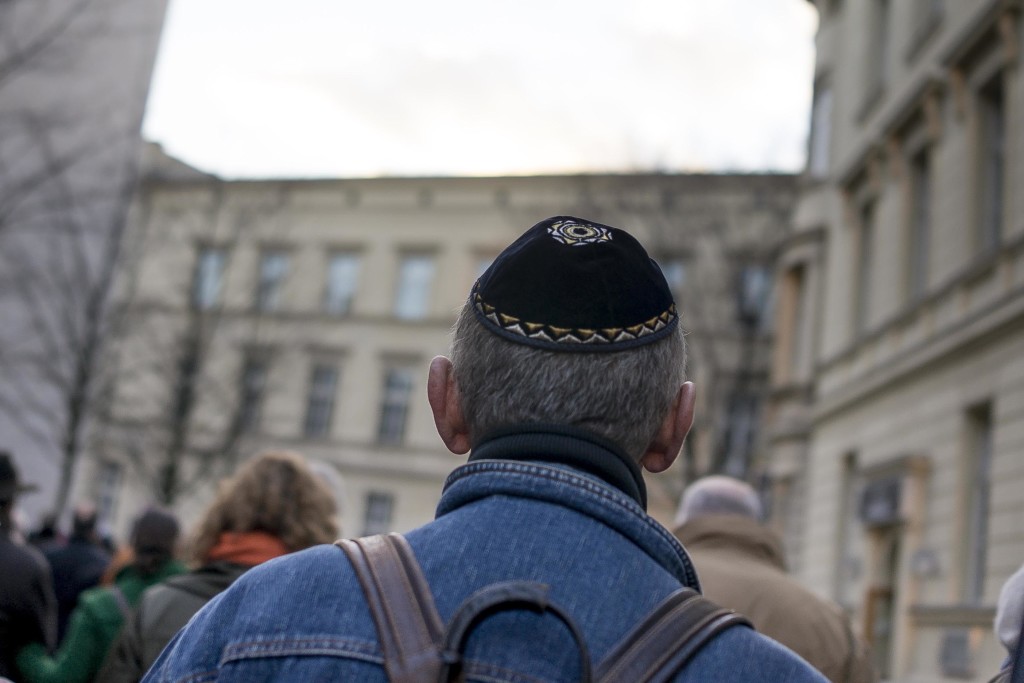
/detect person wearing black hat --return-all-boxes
[0,451,57,683]
[144,218,825,682]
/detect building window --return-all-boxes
[773,263,807,384]
[378,367,414,445]
[394,255,435,320]
[238,357,268,432]
[907,149,931,301]
[94,461,122,526]
[255,250,289,312]
[362,491,394,535]
[808,83,833,178]
[738,264,772,330]
[192,247,225,310]
[854,202,876,336]
[963,402,994,603]
[720,393,759,479]
[978,75,1005,253]
[324,252,360,316]
[304,364,339,438]
[867,530,901,679]
[835,452,862,608]
[865,0,890,100]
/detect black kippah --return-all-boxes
[472,216,678,352]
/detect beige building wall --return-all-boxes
[89,145,794,542]
[767,1,1024,681]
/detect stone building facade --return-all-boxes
[765,1,1024,680]
[81,144,794,539]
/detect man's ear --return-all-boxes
[640,382,696,473]
[427,356,471,455]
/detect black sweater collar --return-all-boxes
[467,425,647,509]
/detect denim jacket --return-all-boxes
[144,429,826,683]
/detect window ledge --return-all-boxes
[797,173,831,191]
[909,604,995,628]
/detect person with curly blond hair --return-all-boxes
[98,451,339,682]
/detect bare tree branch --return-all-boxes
[0,0,94,90]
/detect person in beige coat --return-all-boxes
[673,476,876,683]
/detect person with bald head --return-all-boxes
[674,476,876,683]
[989,562,1024,682]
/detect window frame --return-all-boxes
[976,73,1006,254]
[807,80,834,179]
[238,355,269,433]
[906,145,932,302]
[324,251,362,316]
[303,362,340,439]
[377,366,416,445]
[854,200,876,337]
[393,253,436,320]
[362,491,395,536]
[255,248,290,313]
[192,245,227,311]
[962,401,994,604]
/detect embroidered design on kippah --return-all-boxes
[547,219,613,246]
[474,292,676,345]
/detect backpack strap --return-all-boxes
[109,584,133,621]
[336,534,445,683]
[595,587,753,683]
[439,580,592,683]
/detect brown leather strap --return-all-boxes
[595,588,752,683]
[336,534,445,683]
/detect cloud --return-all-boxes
[144,0,817,177]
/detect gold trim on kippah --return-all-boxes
[473,292,676,345]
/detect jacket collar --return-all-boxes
[673,514,787,571]
[440,429,700,590]
[467,424,647,509]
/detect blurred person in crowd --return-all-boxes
[144,217,825,682]
[42,502,111,641]
[100,540,137,587]
[99,451,338,682]
[27,513,62,552]
[990,562,1024,683]
[17,507,185,683]
[674,475,875,683]
[97,521,118,555]
[0,452,56,683]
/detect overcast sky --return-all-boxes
[143,0,818,179]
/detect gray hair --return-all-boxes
[675,475,764,527]
[996,563,1024,655]
[450,301,686,461]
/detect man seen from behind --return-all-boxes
[674,476,876,683]
[144,217,826,682]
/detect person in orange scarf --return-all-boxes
[98,451,339,683]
